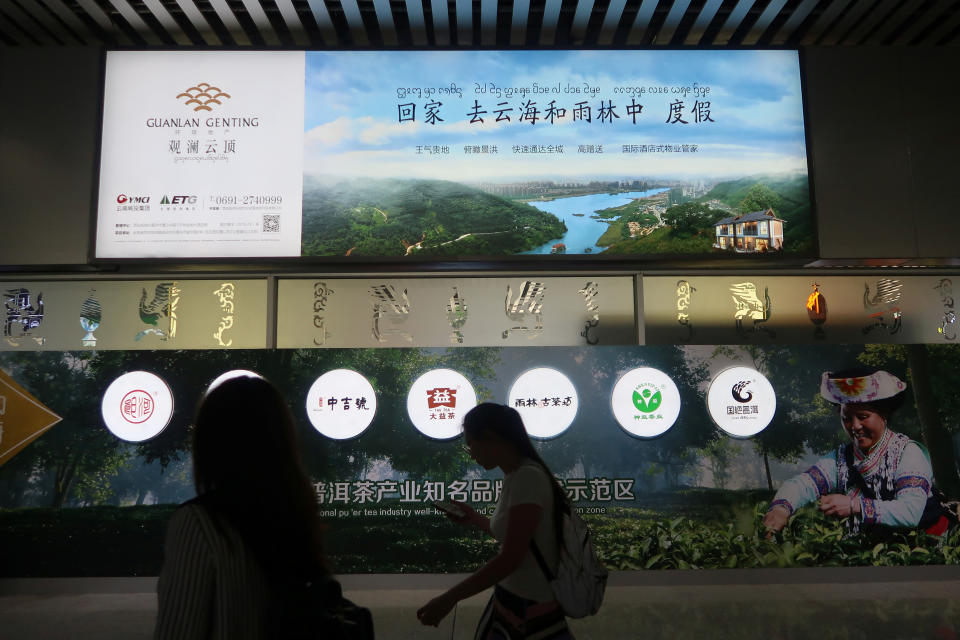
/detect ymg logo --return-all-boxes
[176,82,231,112]
[117,194,150,204]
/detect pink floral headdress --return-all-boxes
[819,370,907,405]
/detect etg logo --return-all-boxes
[170,196,197,205]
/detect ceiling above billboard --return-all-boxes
[1,1,956,48]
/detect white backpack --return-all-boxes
[530,509,608,618]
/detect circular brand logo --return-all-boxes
[305,369,377,440]
[633,386,663,413]
[707,366,776,437]
[407,369,478,440]
[731,380,753,403]
[117,194,128,203]
[120,389,154,424]
[611,367,681,438]
[507,367,578,439]
[101,371,173,442]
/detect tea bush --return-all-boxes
[588,503,960,570]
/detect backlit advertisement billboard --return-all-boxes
[95,50,812,261]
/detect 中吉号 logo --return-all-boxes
[176,82,231,112]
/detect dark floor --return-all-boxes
[1,569,958,640]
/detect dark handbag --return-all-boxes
[843,444,955,534]
[188,496,374,639]
[270,575,375,640]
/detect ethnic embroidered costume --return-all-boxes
[768,429,933,532]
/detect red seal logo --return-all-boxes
[120,389,154,424]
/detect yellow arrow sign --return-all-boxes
[0,368,62,467]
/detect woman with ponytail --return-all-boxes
[417,402,574,639]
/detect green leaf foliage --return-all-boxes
[301,177,566,257]
[590,500,960,571]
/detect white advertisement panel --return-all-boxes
[96,51,304,258]
[610,367,681,438]
[706,366,776,438]
[101,371,174,442]
[95,50,812,261]
[406,369,478,440]
[507,367,578,439]
[305,369,378,440]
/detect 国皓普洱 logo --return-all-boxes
[632,383,663,413]
[707,366,776,438]
[731,380,753,403]
[176,82,231,112]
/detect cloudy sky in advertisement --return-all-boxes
[303,50,808,182]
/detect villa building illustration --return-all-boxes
[713,208,785,253]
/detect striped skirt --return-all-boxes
[474,585,574,640]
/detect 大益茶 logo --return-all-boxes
[426,386,458,422]
[176,82,231,112]
[427,387,457,409]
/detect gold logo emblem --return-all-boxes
[176,82,231,112]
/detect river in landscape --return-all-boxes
[520,188,670,255]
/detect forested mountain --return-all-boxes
[301,177,566,257]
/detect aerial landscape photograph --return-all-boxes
[300,49,812,258]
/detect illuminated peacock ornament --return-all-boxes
[806,283,827,339]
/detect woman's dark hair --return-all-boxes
[828,367,907,418]
[193,375,326,581]
[463,402,570,546]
